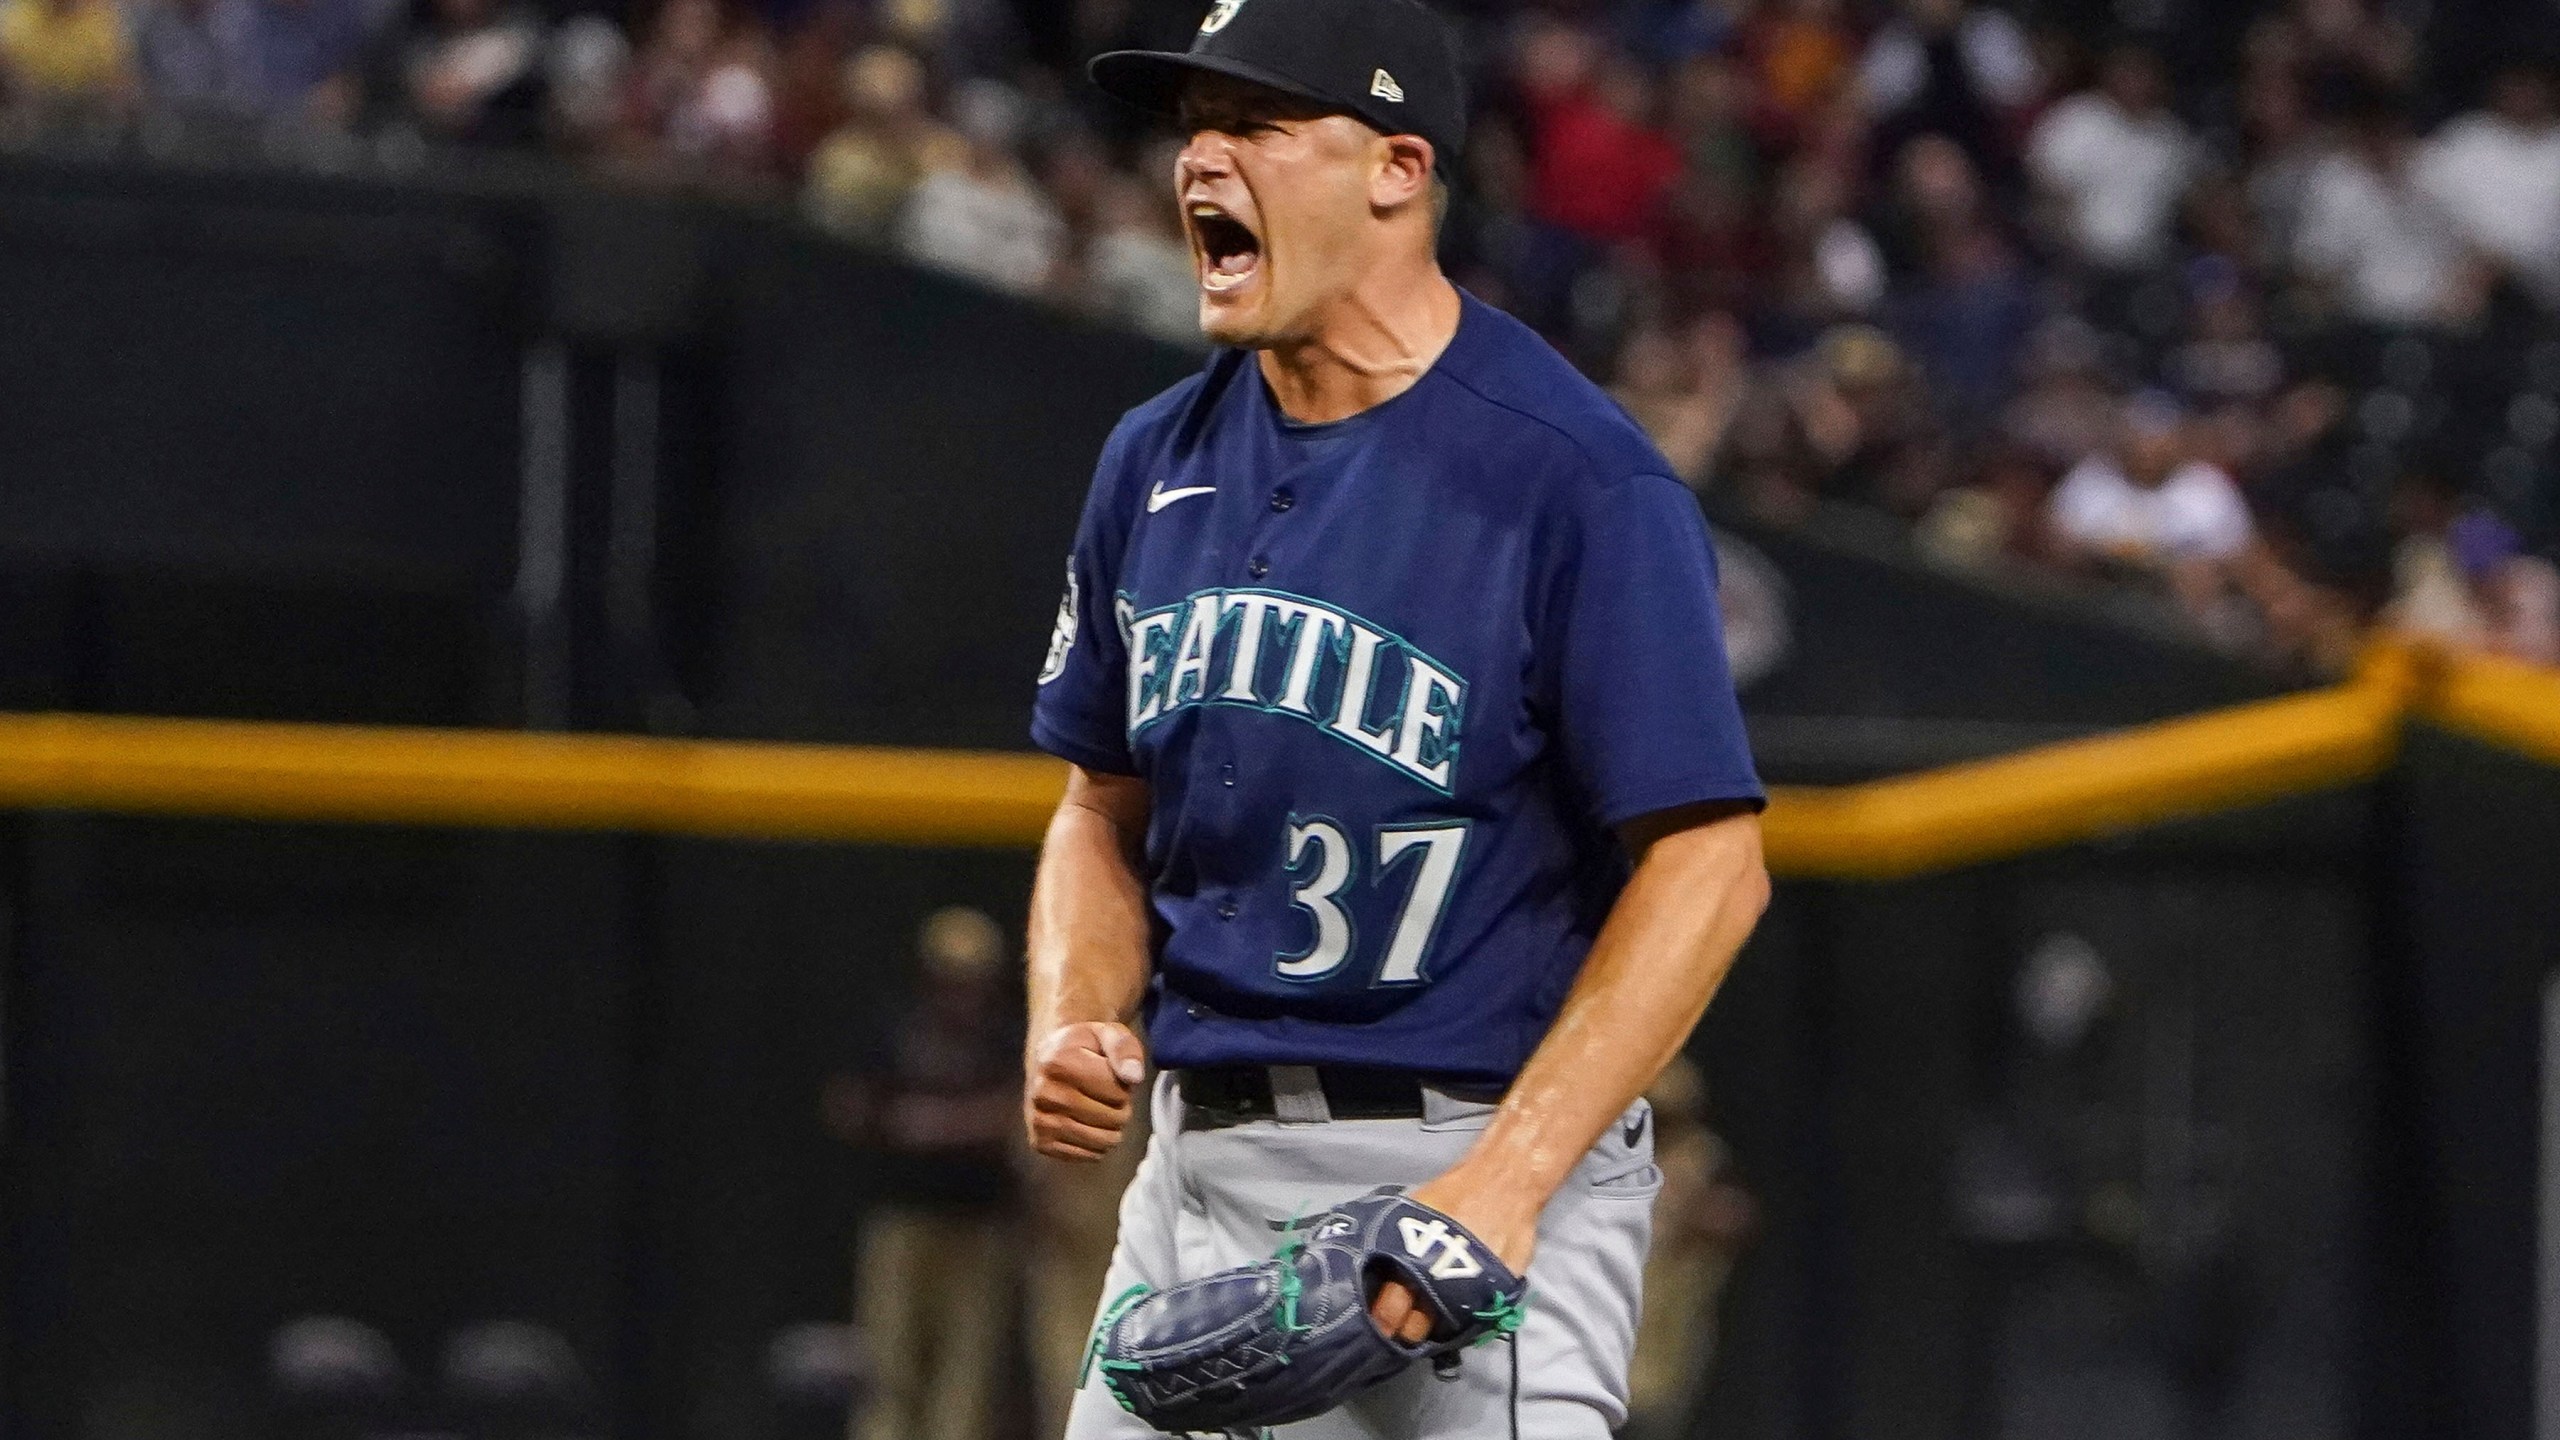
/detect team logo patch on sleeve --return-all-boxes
[1037,560,1079,685]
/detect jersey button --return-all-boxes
[1216,899,1238,920]
[1247,555,1270,579]
[1219,762,1236,787]
[1269,487,1295,513]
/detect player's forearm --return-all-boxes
[1025,767,1155,1049]
[1465,806,1769,1203]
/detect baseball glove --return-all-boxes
[1079,1188,1529,1436]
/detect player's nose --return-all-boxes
[1176,131,1237,186]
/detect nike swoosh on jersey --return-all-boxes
[1147,484,1217,512]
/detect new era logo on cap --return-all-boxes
[1369,68,1402,102]
[1199,0,1244,33]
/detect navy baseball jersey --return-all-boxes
[1031,292,1762,1084]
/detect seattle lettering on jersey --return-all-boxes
[1117,587,1466,792]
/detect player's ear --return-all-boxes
[1370,134,1436,215]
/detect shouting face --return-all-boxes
[1174,73,1404,348]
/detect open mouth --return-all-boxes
[1189,203,1262,294]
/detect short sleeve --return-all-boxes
[2293,160,2363,277]
[2169,468,2254,560]
[1029,424,1139,774]
[2046,459,2118,544]
[1551,475,1764,827]
[2025,99,2090,189]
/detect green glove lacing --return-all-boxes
[1079,1282,1155,1412]
[1269,1229,1313,1337]
[1468,1285,1531,1346]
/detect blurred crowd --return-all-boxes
[4,0,2556,672]
[1566,8,2560,674]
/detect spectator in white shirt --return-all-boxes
[2027,44,2196,271]
[2048,393,2261,637]
[895,77,1065,299]
[1084,166,1199,346]
[2049,393,2255,566]
[2416,60,2560,311]
[2294,90,2482,327]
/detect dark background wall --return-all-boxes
[2391,732,2560,1440]
[0,156,2272,744]
[0,157,2546,1440]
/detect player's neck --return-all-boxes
[1256,265,1461,425]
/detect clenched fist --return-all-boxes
[1025,1020,1148,1161]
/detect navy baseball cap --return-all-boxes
[1089,0,1467,175]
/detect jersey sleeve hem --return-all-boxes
[1029,713,1138,776]
[1593,774,1768,831]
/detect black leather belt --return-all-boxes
[1174,1064,1502,1128]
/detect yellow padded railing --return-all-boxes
[1758,643,2415,878]
[2418,645,2560,771]
[0,639,2549,879]
[0,717,1067,848]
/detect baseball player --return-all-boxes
[1022,0,1770,1434]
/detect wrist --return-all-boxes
[1448,1127,1574,1216]
[1454,1137,1566,1214]
[1031,1008,1129,1043]
[1416,1145,1551,1272]
[1030,973,1143,1030]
